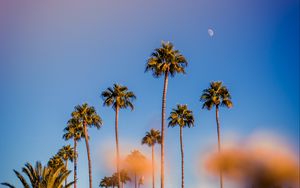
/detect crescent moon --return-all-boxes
[208,29,214,37]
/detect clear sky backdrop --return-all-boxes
[0,0,299,187]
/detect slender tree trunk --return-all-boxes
[152,145,155,188]
[180,127,184,188]
[161,72,168,188]
[115,106,121,188]
[216,106,223,188]
[65,160,68,187]
[135,172,137,188]
[74,139,77,188]
[84,122,93,188]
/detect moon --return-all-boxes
[208,28,214,37]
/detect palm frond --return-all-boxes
[1,182,16,188]
[13,170,30,188]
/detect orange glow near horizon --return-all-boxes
[202,133,299,187]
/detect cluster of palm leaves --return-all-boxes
[1,145,76,188]
[1,160,73,188]
[99,170,131,188]
[2,41,232,188]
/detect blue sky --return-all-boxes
[0,0,299,187]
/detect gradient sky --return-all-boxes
[0,0,299,187]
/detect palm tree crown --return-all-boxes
[63,118,84,141]
[119,170,131,185]
[99,176,112,188]
[200,81,233,110]
[101,84,136,110]
[168,104,194,128]
[48,155,65,171]
[141,129,161,147]
[72,103,103,128]
[125,150,147,173]
[58,145,75,163]
[145,41,188,77]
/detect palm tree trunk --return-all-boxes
[161,72,168,188]
[135,172,137,188]
[115,106,121,188]
[84,122,93,188]
[180,127,184,188]
[152,145,155,188]
[216,106,223,188]
[74,139,77,188]
[65,160,68,187]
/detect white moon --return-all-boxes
[208,28,214,37]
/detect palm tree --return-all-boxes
[58,145,75,187]
[200,81,233,188]
[48,154,65,171]
[63,117,84,188]
[141,129,161,188]
[101,84,136,188]
[99,176,111,188]
[168,104,194,188]
[72,103,103,188]
[118,170,131,188]
[125,150,147,188]
[1,161,73,188]
[145,41,188,188]
[110,175,119,188]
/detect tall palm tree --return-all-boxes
[200,81,233,188]
[63,117,84,188]
[141,129,161,188]
[145,41,188,188]
[168,104,194,188]
[1,161,73,188]
[101,84,136,188]
[72,103,103,188]
[58,145,75,187]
